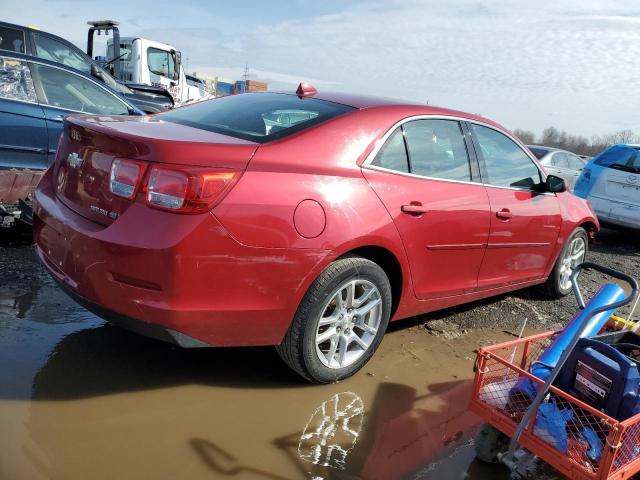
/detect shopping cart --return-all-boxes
[470,263,640,480]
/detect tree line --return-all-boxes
[512,127,640,157]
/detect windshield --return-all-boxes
[594,145,640,174]
[156,93,355,143]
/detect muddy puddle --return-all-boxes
[0,245,562,480]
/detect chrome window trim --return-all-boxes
[362,114,551,194]
[365,163,485,187]
[0,96,38,107]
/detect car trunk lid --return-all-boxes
[54,115,259,226]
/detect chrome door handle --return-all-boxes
[496,208,512,220]
[50,115,64,122]
[401,203,429,215]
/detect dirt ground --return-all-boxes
[0,226,638,480]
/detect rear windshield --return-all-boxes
[156,92,356,143]
[594,145,640,174]
[527,146,550,160]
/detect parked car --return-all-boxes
[0,52,143,226]
[0,21,173,113]
[33,88,598,383]
[574,144,640,229]
[527,145,587,189]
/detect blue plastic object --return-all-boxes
[511,283,626,401]
[556,334,640,420]
[533,399,573,453]
[581,427,603,462]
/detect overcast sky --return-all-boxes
[3,0,640,136]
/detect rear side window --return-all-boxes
[34,64,129,115]
[594,146,640,174]
[157,93,356,143]
[0,26,26,53]
[403,119,471,182]
[0,57,36,103]
[371,128,409,173]
[33,33,93,73]
[472,124,541,189]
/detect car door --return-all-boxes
[30,62,132,165]
[0,56,48,170]
[469,123,562,288]
[362,118,491,299]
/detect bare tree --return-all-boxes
[513,129,536,144]
[513,126,640,157]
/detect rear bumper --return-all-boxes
[52,276,210,347]
[34,168,331,347]
[589,195,640,229]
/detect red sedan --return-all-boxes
[33,85,598,383]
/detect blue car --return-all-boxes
[0,51,143,172]
[574,144,640,229]
[0,51,142,226]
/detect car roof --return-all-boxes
[268,90,502,128]
[0,51,141,112]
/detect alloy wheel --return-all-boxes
[559,236,586,291]
[315,279,383,369]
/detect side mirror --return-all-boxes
[546,174,567,193]
[172,50,181,81]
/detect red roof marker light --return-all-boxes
[296,82,317,98]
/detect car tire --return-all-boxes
[276,255,392,384]
[474,423,509,463]
[545,227,589,299]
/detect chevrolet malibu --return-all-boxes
[33,86,599,383]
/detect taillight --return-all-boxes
[110,159,145,199]
[145,166,240,213]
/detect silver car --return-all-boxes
[527,145,587,189]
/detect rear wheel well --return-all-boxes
[341,246,403,317]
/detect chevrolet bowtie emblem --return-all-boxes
[67,152,83,169]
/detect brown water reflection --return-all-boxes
[0,245,531,480]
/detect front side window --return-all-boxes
[33,33,92,73]
[551,152,569,168]
[0,57,36,103]
[472,124,541,189]
[34,64,129,115]
[371,128,409,173]
[147,47,175,79]
[157,92,355,143]
[403,119,471,181]
[567,154,585,170]
[0,26,26,53]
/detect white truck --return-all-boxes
[88,21,210,106]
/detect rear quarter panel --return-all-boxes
[213,108,421,319]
